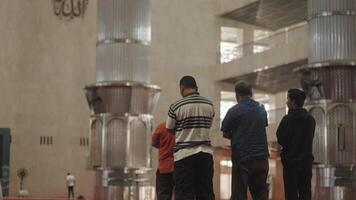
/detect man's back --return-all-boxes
[277,108,316,165]
[222,98,269,161]
[167,92,214,161]
[152,122,175,173]
[166,76,215,200]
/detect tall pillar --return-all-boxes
[84,0,160,199]
[296,0,356,198]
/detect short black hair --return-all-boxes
[180,75,197,88]
[288,89,306,107]
[235,80,252,96]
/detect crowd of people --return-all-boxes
[152,75,315,200]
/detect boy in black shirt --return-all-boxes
[277,89,316,200]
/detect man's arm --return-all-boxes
[310,116,316,141]
[221,109,235,140]
[260,103,269,127]
[166,105,177,134]
[152,124,162,148]
[223,132,232,139]
[276,116,288,147]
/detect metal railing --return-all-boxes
[220,22,307,64]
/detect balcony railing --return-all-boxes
[220,22,307,64]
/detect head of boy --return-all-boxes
[287,89,306,109]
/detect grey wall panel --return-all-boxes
[96,0,151,82]
[309,16,356,63]
[308,0,356,15]
[306,67,356,100]
[328,105,354,164]
[97,0,151,43]
[106,118,127,168]
[127,118,150,168]
[96,43,150,82]
[310,107,326,163]
[90,119,103,167]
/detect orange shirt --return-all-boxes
[152,122,175,173]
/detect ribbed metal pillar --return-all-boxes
[296,0,356,199]
[84,0,160,199]
[308,0,356,63]
[96,0,151,82]
[306,0,356,102]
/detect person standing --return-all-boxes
[166,75,215,200]
[221,80,269,200]
[152,122,175,200]
[276,89,315,200]
[66,172,76,199]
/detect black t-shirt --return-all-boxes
[277,108,316,166]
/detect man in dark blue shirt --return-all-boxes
[221,81,269,200]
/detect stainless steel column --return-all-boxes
[84,0,160,199]
[296,0,356,199]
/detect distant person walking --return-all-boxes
[152,122,175,200]
[221,80,269,200]
[66,173,76,199]
[277,89,315,200]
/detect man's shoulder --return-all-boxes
[196,95,214,106]
[281,114,293,123]
[249,99,265,109]
[306,113,316,125]
[306,112,315,120]
[171,95,213,111]
[228,103,239,112]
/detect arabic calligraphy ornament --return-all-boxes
[53,0,89,20]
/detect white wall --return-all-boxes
[0,0,97,197]
[0,0,230,197]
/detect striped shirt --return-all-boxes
[166,92,214,161]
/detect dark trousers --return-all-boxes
[67,186,74,199]
[231,158,269,200]
[283,165,312,200]
[156,170,174,200]
[174,152,215,200]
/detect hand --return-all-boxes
[223,132,232,139]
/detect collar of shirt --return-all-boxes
[288,108,307,114]
[239,97,253,104]
[184,91,200,97]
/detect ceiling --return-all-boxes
[222,59,307,93]
[222,0,307,30]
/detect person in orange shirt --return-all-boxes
[152,122,175,200]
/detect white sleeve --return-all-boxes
[166,105,177,130]
[166,116,176,130]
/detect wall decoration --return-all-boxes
[53,0,89,19]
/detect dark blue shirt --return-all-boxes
[221,98,269,161]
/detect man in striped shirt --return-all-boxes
[166,75,215,200]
